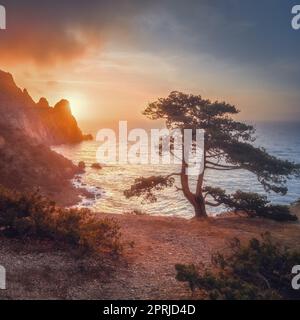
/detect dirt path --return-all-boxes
[0,214,299,300]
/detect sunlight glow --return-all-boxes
[64,92,88,119]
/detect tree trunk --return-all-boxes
[193,195,207,218]
[180,163,208,218]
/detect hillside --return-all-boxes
[0,70,92,145]
[0,70,91,204]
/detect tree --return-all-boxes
[124,91,300,218]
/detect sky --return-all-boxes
[0,0,300,132]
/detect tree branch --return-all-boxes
[206,151,226,159]
[167,173,181,177]
[206,166,242,171]
[205,200,222,207]
[206,160,242,169]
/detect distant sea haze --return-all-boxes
[53,122,300,218]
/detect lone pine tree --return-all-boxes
[124,91,300,219]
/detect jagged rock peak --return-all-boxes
[37,97,50,108]
[0,70,14,83]
[0,70,19,94]
[0,70,93,144]
[22,88,36,105]
[54,99,71,114]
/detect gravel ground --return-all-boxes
[0,213,299,300]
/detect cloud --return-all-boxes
[0,0,155,65]
[1,0,299,71]
[1,0,300,100]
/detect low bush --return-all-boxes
[175,233,300,300]
[0,186,122,255]
[229,191,297,221]
[204,188,297,222]
[260,204,297,222]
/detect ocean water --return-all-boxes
[52,122,300,218]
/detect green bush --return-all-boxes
[175,233,300,300]
[0,186,122,254]
[205,188,297,222]
[261,205,297,222]
[229,191,297,221]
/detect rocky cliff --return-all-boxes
[0,70,91,205]
[0,70,92,145]
[0,125,80,199]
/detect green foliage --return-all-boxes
[204,187,297,222]
[0,186,122,254]
[175,233,300,300]
[229,190,269,214]
[261,205,297,222]
[124,176,175,203]
[220,142,300,195]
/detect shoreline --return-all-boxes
[43,182,92,207]
[51,175,300,221]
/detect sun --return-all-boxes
[64,92,87,119]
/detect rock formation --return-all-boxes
[0,70,92,145]
[0,70,92,204]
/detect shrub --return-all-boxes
[175,233,300,300]
[0,186,122,255]
[261,205,297,222]
[228,191,297,221]
[205,188,298,222]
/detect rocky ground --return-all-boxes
[0,213,299,300]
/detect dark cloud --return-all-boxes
[0,0,155,64]
[132,0,300,91]
[0,0,299,93]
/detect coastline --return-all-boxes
[48,183,93,207]
[52,173,300,220]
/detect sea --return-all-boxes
[52,122,300,218]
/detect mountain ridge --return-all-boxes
[0,70,91,205]
[0,70,92,145]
